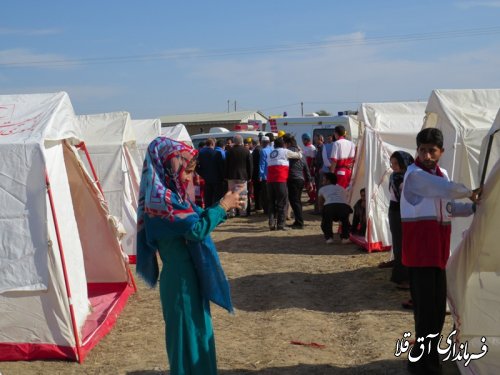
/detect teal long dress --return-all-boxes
[157,204,227,375]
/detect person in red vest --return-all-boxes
[401,128,480,375]
[266,137,302,230]
[328,125,356,188]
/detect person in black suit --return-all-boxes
[195,138,225,207]
[225,134,253,216]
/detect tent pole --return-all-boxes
[480,129,500,187]
[127,263,138,292]
[76,142,137,293]
[76,142,105,196]
[45,171,83,363]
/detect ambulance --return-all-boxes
[191,126,262,149]
[268,112,361,147]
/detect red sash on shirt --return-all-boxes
[402,158,451,269]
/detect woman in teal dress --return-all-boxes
[136,137,243,375]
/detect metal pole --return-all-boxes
[234,100,237,112]
[301,102,304,116]
[46,171,83,363]
[76,142,104,196]
[227,100,230,113]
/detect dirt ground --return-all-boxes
[0,203,461,375]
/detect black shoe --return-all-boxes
[290,224,304,229]
[269,226,276,231]
[277,226,289,231]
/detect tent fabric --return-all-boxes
[0,92,80,293]
[422,89,500,251]
[161,123,193,146]
[447,158,500,375]
[130,118,162,195]
[349,102,427,252]
[0,91,82,142]
[131,118,161,164]
[0,92,133,362]
[78,112,141,261]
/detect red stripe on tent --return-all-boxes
[349,234,391,253]
[79,282,134,361]
[0,282,134,362]
[128,255,137,264]
[75,142,105,196]
[0,343,76,361]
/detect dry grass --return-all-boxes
[0,205,460,375]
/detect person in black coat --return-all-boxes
[225,134,253,216]
[283,134,311,229]
[251,140,262,211]
[195,137,225,207]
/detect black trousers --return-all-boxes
[321,203,351,239]
[261,180,269,214]
[267,182,288,228]
[252,178,262,211]
[203,182,225,207]
[314,170,324,213]
[287,179,304,226]
[408,267,447,375]
[389,205,409,284]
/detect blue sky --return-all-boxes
[1,1,500,118]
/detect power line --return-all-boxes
[1,26,500,68]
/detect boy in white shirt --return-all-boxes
[317,172,352,244]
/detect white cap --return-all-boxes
[261,135,270,142]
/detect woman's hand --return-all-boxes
[220,188,246,211]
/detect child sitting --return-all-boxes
[351,188,366,236]
[317,173,352,244]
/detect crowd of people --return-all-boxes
[193,126,362,239]
[136,127,481,375]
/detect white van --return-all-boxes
[191,127,264,149]
[269,113,361,146]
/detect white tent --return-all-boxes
[0,92,134,362]
[78,112,141,263]
[131,118,161,169]
[422,89,500,251]
[446,108,500,375]
[161,123,193,146]
[478,108,500,185]
[447,157,500,375]
[349,102,427,252]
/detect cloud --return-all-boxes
[456,1,500,9]
[183,32,500,113]
[0,84,123,98]
[0,48,79,69]
[0,27,61,36]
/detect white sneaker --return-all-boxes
[326,238,334,244]
[341,238,351,245]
